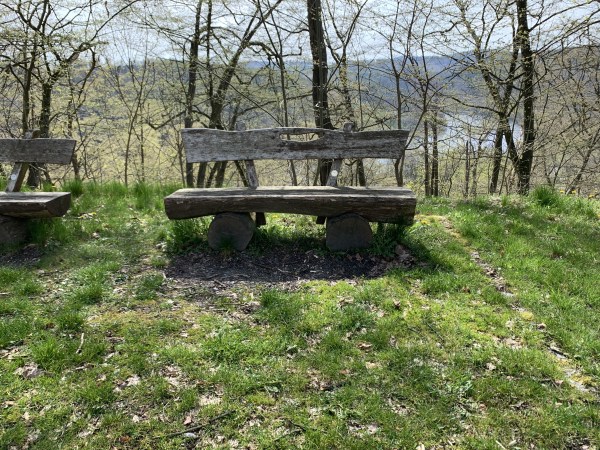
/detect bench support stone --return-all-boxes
[207,212,256,251]
[0,215,27,245]
[326,213,373,251]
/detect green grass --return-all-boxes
[0,183,598,449]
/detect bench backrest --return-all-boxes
[1,137,76,193]
[0,138,76,164]
[182,126,409,163]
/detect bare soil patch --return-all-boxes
[0,243,43,267]
[165,245,415,292]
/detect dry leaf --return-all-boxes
[14,363,43,379]
[125,375,140,386]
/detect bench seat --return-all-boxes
[0,192,72,218]
[165,186,416,224]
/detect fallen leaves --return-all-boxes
[13,363,43,379]
[357,342,373,351]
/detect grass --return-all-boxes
[0,182,598,449]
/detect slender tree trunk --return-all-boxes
[196,163,207,187]
[424,118,430,196]
[566,145,595,194]
[307,0,334,185]
[394,75,405,186]
[431,109,439,197]
[184,0,203,187]
[490,127,504,193]
[516,0,536,194]
[471,141,480,197]
[464,140,470,198]
[27,81,54,187]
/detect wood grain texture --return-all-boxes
[182,127,409,162]
[164,186,416,223]
[207,212,255,251]
[0,192,72,218]
[326,159,343,187]
[5,162,29,192]
[243,160,266,226]
[0,139,76,164]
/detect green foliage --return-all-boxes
[531,185,563,208]
[98,181,129,199]
[369,223,406,257]
[27,218,71,245]
[165,217,209,253]
[75,379,117,415]
[132,181,155,210]
[56,306,85,332]
[0,318,32,348]
[63,179,84,198]
[134,272,164,300]
[259,290,304,327]
[1,185,598,449]
[250,214,325,253]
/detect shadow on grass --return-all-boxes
[164,219,449,285]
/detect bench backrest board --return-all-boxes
[0,139,76,164]
[182,127,409,163]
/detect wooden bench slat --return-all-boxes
[0,192,72,218]
[0,139,76,164]
[6,162,29,193]
[182,128,409,162]
[164,186,416,224]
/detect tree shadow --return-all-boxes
[165,226,448,287]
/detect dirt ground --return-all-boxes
[1,240,417,297]
[165,244,416,293]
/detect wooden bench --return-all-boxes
[164,124,416,251]
[0,134,76,244]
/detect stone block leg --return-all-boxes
[0,215,27,245]
[326,213,373,251]
[207,212,256,251]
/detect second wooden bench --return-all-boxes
[0,134,76,244]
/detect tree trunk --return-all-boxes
[471,141,480,197]
[464,140,470,198]
[27,82,54,187]
[431,110,439,197]
[516,0,536,194]
[566,145,595,194]
[307,0,334,186]
[423,118,430,196]
[394,75,405,187]
[489,127,504,194]
[184,0,204,187]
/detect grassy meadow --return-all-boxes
[0,182,598,449]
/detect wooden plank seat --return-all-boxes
[165,186,416,223]
[0,192,72,218]
[164,124,416,251]
[0,134,76,244]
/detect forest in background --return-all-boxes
[1,0,599,197]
